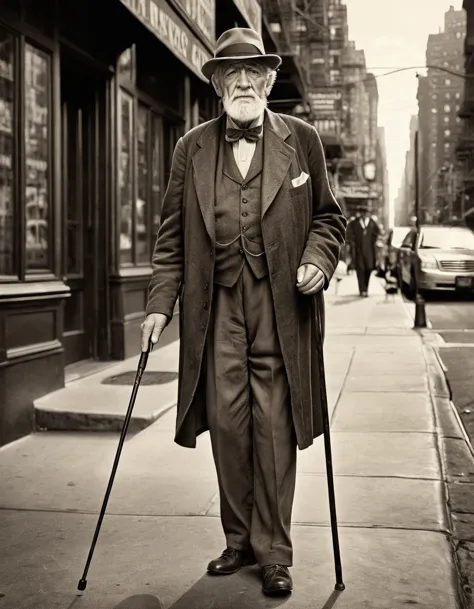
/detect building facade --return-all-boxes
[395,116,418,226]
[376,126,390,229]
[456,0,474,225]
[420,5,466,223]
[0,0,272,447]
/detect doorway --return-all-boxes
[60,53,106,366]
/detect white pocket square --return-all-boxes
[291,171,309,188]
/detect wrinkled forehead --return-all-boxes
[220,59,268,75]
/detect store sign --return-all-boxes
[337,184,369,199]
[232,0,262,34]
[175,0,215,45]
[309,89,341,115]
[337,183,380,199]
[119,0,212,81]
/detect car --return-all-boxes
[398,224,474,295]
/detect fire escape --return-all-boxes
[260,0,309,113]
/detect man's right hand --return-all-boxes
[141,313,168,352]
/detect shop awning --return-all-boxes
[118,0,212,82]
[231,0,262,33]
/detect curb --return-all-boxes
[34,401,177,434]
[422,341,474,608]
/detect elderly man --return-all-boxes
[141,28,346,596]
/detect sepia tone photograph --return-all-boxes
[1,0,474,607]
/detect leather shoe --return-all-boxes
[261,565,293,596]
[207,548,256,575]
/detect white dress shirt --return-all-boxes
[227,112,264,179]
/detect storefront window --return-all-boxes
[119,89,133,265]
[24,44,51,272]
[0,30,15,276]
[136,104,149,264]
[151,114,162,237]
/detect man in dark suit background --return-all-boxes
[347,204,380,296]
[140,27,346,597]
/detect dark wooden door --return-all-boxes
[61,61,101,365]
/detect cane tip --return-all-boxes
[77,578,87,592]
[335,582,345,591]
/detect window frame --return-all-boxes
[0,23,55,283]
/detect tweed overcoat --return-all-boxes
[145,109,347,451]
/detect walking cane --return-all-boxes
[77,339,154,592]
[314,291,345,592]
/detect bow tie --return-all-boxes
[225,124,263,143]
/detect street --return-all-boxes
[403,288,474,445]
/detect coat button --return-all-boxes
[201,324,205,330]
[242,184,247,190]
[204,282,208,290]
[242,211,248,217]
[239,249,244,255]
[242,198,248,203]
[203,302,208,310]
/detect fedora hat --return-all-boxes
[201,27,282,81]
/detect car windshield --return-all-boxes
[391,228,410,247]
[419,228,474,250]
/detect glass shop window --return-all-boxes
[119,90,162,266]
[24,44,52,273]
[0,29,15,276]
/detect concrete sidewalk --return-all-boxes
[0,274,465,609]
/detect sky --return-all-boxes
[344,0,464,224]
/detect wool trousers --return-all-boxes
[356,263,373,294]
[205,261,297,567]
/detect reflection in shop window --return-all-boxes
[25,44,51,272]
[0,29,15,276]
[151,115,162,239]
[136,104,149,264]
[119,90,133,264]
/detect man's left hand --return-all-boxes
[296,264,325,295]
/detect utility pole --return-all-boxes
[413,129,427,328]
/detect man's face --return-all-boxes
[213,60,271,124]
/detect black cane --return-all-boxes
[314,291,345,592]
[77,338,154,592]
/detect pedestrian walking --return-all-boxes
[140,27,346,597]
[346,204,380,297]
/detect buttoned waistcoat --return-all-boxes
[214,126,267,287]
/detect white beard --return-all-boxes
[222,93,267,124]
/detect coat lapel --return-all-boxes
[192,114,224,243]
[261,109,295,218]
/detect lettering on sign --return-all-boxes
[232,0,262,34]
[119,0,211,81]
[176,0,215,44]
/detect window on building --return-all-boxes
[446,92,451,99]
[444,117,449,123]
[445,79,451,86]
[0,30,54,279]
[119,90,134,265]
[456,92,461,99]
[445,129,451,136]
[444,104,451,112]
[24,44,52,274]
[431,108,437,113]
[118,90,164,267]
[456,32,462,38]
[0,29,15,276]
[432,94,437,100]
